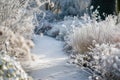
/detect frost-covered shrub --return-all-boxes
[0,0,29,25]
[34,20,53,34]
[46,17,84,40]
[0,0,36,79]
[0,50,32,80]
[34,16,83,40]
[34,0,91,35]
[69,43,120,80]
[0,26,34,62]
[0,0,35,39]
[67,15,120,80]
[11,14,34,39]
[89,43,120,80]
[69,15,120,53]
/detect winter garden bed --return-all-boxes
[65,15,120,80]
[1,0,120,80]
[34,11,120,80]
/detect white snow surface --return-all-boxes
[25,35,90,80]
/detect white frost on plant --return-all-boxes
[47,16,84,40]
[69,15,120,53]
[66,15,120,80]
[0,50,32,80]
[88,43,120,80]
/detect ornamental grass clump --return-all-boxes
[69,15,120,53]
[0,26,34,62]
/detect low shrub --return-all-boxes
[0,26,34,62]
[0,50,32,80]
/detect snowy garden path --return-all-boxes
[28,35,90,80]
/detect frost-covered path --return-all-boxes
[28,35,90,80]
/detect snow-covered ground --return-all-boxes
[25,35,91,80]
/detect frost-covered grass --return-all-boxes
[69,15,120,53]
[66,15,120,80]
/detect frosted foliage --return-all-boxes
[0,26,34,62]
[12,15,34,39]
[67,15,120,80]
[0,0,29,25]
[0,0,35,79]
[0,0,34,39]
[70,44,120,80]
[69,16,120,53]
[89,43,120,80]
[47,17,83,40]
[0,51,32,80]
